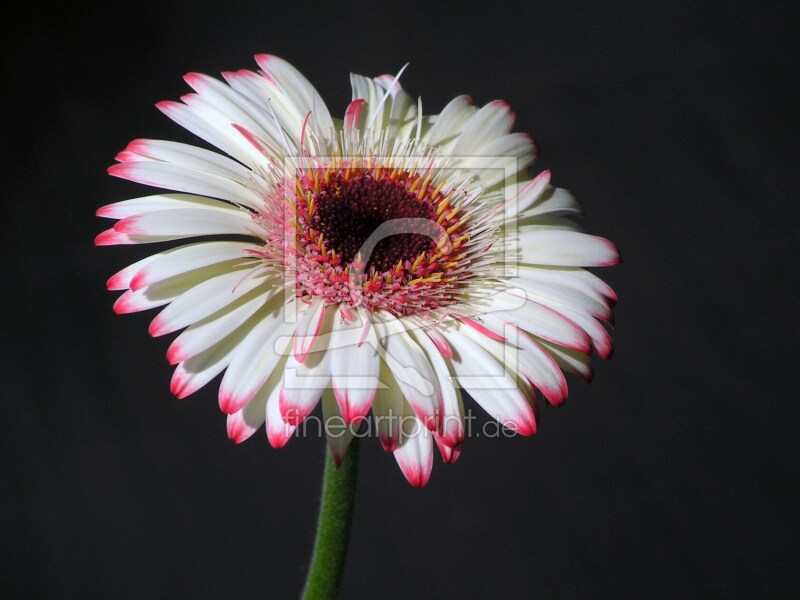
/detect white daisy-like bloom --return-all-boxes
[97,55,618,487]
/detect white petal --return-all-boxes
[129,241,260,290]
[498,275,611,321]
[480,315,568,405]
[516,265,618,304]
[167,289,270,364]
[519,186,583,218]
[536,339,594,382]
[169,325,249,399]
[265,382,296,448]
[255,54,335,140]
[181,91,282,164]
[451,100,515,155]
[407,323,465,448]
[114,208,259,241]
[112,261,237,314]
[532,301,614,360]
[393,412,434,487]
[457,315,564,405]
[512,171,551,214]
[292,298,327,363]
[480,290,591,352]
[434,435,462,464]
[183,73,281,148]
[226,354,286,445]
[424,95,477,149]
[371,359,405,451]
[349,72,374,102]
[218,300,296,414]
[149,267,273,337]
[97,193,240,220]
[156,97,269,169]
[373,74,418,139]
[518,230,620,267]
[105,254,160,290]
[220,69,303,148]
[438,327,536,436]
[109,160,264,211]
[473,133,537,187]
[279,316,333,425]
[329,310,380,424]
[519,216,585,233]
[374,312,441,432]
[116,138,253,185]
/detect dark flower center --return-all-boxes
[313,173,434,271]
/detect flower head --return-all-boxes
[97,55,618,486]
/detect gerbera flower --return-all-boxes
[96,55,618,487]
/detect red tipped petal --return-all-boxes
[94,229,129,246]
[169,369,198,399]
[394,424,434,487]
[334,388,375,425]
[226,412,258,444]
[218,390,254,416]
[379,433,399,453]
[166,341,184,365]
[129,269,149,291]
[112,291,136,314]
[266,393,296,448]
[148,315,168,337]
[113,216,143,235]
[435,435,462,464]
[106,271,130,291]
[278,390,312,426]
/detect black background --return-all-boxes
[3,0,798,597]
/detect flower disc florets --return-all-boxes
[260,155,479,317]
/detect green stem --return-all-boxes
[301,436,360,600]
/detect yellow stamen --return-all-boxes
[435,235,450,250]
[428,251,444,263]
[416,174,433,200]
[437,193,454,216]
[446,216,470,235]
[410,253,425,273]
